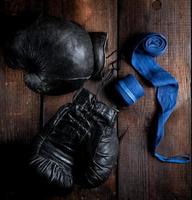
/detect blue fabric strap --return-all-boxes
[130,33,190,163]
[116,74,144,105]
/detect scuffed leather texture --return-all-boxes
[30,88,118,189]
[30,104,75,189]
[83,128,118,188]
[5,16,107,95]
[89,32,107,79]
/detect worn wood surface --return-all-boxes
[118,0,191,200]
[0,1,44,199]
[0,0,191,200]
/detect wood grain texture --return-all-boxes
[118,0,191,200]
[43,0,117,199]
[0,1,44,199]
[0,0,191,199]
[0,0,43,141]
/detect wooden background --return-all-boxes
[0,0,191,199]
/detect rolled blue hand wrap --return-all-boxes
[116,74,144,105]
[130,33,190,164]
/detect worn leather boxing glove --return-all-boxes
[30,88,118,189]
[30,104,75,189]
[73,90,119,188]
[4,16,107,95]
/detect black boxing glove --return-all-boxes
[73,90,119,188]
[30,88,118,189]
[4,16,107,95]
[30,104,75,189]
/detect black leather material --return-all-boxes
[30,88,118,189]
[89,32,107,79]
[4,16,107,95]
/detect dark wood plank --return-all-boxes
[118,0,191,200]
[0,0,44,139]
[0,0,44,199]
[43,0,117,199]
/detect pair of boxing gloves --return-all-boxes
[4,16,119,189]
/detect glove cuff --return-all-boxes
[89,32,107,79]
[73,88,118,126]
